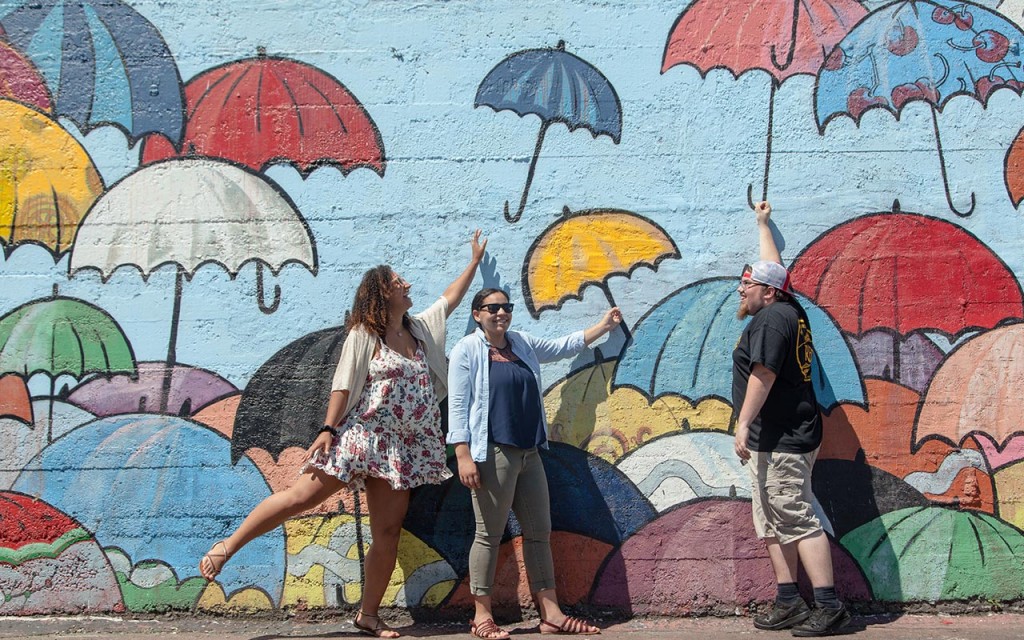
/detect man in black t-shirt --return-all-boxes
[731,202,850,637]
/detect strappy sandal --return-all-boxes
[538,616,601,635]
[469,618,509,639]
[354,610,400,638]
[198,540,231,581]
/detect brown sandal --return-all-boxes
[199,540,231,581]
[470,618,509,639]
[354,610,400,638]
[538,616,601,635]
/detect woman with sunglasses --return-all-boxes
[199,230,487,639]
[447,288,621,639]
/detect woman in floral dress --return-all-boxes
[199,230,487,638]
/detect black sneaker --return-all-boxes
[753,599,811,630]
[790,604,851,637]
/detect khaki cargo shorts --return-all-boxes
[747,447,821,545]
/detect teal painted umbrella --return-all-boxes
[612,276,864,411]
[841,506,1024,602]
[0,294,136,438]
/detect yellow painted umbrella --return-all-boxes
[523,207,680,340]
[0,99,103,257]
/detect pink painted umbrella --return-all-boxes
[0,38,52,113]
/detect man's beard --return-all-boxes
[737,299,749,320]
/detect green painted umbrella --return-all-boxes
[0,295,136,439]
[841,506,1024,602]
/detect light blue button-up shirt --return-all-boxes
[447,327,586,462]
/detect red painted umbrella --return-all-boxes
[662,0,865,207]
[0,39,51,113]
[789,202,1024,336]
[141,48,385,177]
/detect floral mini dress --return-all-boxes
[306,342,452,491]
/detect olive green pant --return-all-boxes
[468,443,555,595]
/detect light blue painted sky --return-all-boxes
[3,0,1024,391]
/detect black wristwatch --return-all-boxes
[318,425,338,438]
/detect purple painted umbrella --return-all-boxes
[66,361,236,417]
[591,498,871,615]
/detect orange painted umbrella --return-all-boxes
[1005,123,1024,207]
[0,373,32,424]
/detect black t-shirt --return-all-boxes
[731,299,821,453]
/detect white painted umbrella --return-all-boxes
[69,158,317,411]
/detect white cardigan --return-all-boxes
[330,296,449,426]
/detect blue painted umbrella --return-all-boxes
[815,0,1024,216]
[0,0,184,145]
[475,40,622,222]
[13,413,285,599]
[612,277,865,411]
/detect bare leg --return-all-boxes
[200,468,345,580]
[471,595,509,639]
[353,477,409,639]
[764,536,798,585]
[795,530,834,588]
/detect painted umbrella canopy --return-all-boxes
[0,0,184,145]
[0,491,122,614]
[0,373,32,424]
[523,208,679,318]
[0,38,51,112]
[231,326,346,462]
[0,296,135,380]
[815,1,1024,216]
[1004,122,1024,206]
[12,413,285,596]
[662,0,866,206]
[66,361,236,417]
[0,99,104,257]
[841,505,1024,601]
[612,277,864,411]
[916,322,1024,449]
[789,208,1024,336]
[475,41,621,222]
[141,50,385,177]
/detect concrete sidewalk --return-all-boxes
[2,613,1023,640]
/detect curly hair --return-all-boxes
[346,265,410,339]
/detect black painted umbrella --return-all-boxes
[231,326,347,463]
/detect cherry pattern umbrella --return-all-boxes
[815,0,1024,217]
[141,48,385,178]
[662,0,866,208]
[475,41,622,223]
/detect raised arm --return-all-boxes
[754,201,782,266]
[441,229,487,316]
[583,307,623,346]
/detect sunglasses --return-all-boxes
[477,302,514,313]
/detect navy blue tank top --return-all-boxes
[487,346,545,449]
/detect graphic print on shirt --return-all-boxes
[797,318,813,383]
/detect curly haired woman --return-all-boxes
[199,230,487,638]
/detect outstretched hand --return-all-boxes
[470,229,487,263]
[754,201,772,225]
[604,307,623,329]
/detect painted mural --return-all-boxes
[3,0,1024,618]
